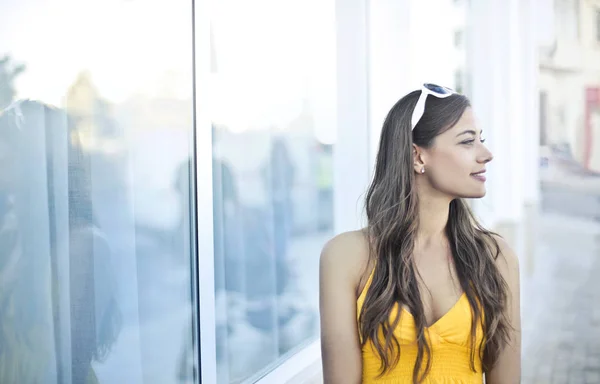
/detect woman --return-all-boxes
[0,100,121,383]
[320,84,520,383]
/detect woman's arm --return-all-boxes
[319,232,366,384]
[486,236,521,384]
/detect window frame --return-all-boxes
[193,0,372,382]
[194,0,218,383]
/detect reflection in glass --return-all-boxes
[0,0,197,383]
[208,0,337,382]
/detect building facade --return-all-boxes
[539,0,600,172]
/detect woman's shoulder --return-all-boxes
[321,229,370,265]
[320,229,372,295]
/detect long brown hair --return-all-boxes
[359,91,511,383]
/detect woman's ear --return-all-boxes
[412,144,426,174]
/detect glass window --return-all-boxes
[206,0,336,382]
[0,1,198,383]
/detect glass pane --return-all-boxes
[208,0,336,382]
[0,1,197,383]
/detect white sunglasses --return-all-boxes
[411,83,456,130]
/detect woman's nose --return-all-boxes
[479,145,493,164]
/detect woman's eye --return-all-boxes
[480,138,486,143]
[461,139,475,145]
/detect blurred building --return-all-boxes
[539,0,600,172]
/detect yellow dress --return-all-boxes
[357,269,485,383]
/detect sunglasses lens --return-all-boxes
[424,83,451,94]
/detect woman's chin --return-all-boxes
[459,188,486,199]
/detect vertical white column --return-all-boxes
[367,0,412,172]
[408,0,457,88]
[521,0,545,277]
[522,0,541,205]
[468,0,527,255]
[334,0,371,233]
[468,0,502,228]
[507,0,526,221]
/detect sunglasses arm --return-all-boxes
[411,91,428,129]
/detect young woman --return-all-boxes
[320,84,520,383]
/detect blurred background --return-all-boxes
[0,0,598,383]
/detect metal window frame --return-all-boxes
[193,0,217,382]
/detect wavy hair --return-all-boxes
[358,91,511,383]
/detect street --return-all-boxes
[522,180,600,383]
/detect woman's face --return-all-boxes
[420,107,493,199]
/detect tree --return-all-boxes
[0,55,26,110]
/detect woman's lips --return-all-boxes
[471,171,486,182]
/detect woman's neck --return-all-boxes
[416,192,452,246]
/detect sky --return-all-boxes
[0,0,193,105]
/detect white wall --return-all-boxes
[333,0,371,233]
[467,0,545,231]
[367,0,464,172]
[368,0,412,171]
[408,0,457,87]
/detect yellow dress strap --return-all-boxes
[357,264,376,305]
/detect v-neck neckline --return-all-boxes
[402,292,467,330]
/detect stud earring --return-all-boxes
[421,168,425,174]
